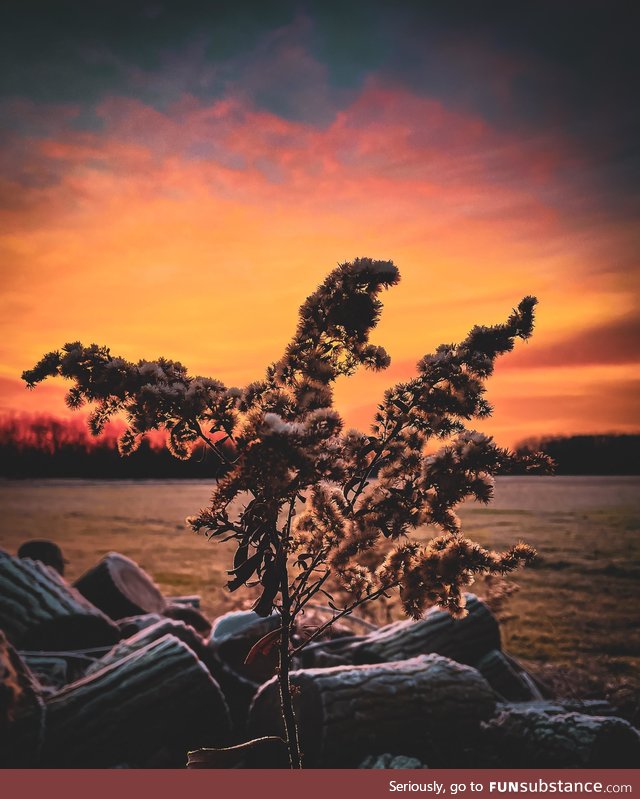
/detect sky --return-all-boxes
[1,1,638,446]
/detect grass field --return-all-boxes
[1,476,638,720]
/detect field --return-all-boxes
[1,476,638,719]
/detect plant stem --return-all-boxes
[278,576,302,769]
[290,581,399,657]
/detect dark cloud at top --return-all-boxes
[0,1,638,213]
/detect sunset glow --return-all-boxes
[1,4,637,446]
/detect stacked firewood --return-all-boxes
[1,545,639,768]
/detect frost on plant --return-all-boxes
[23,257,552,625]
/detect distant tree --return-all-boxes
[23,258,551,768]
[516,434,639,475]
[0,413,231,478]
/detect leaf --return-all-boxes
[244,627,282,665]
[227,551,262,592]
[253,558,281,617]
[233,544,249,569]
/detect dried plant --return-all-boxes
[23,258,552,767]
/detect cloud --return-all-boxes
[0,12,637,445]
[502,313,640,370]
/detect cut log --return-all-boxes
[360,754,427,769]
[0,552,120,650]
[482,707,640,768]
[84,618,213,676]
[73,552,166,619]
[42,633,231,767]
[206,614,281,732]
[0,630,46,767]
[18,540,66,575]
[248,653,497,767]
[163,604,212,638]
[167,595,201,609]
[352,594,500,667]
[117,613,165,638]
[210,609,275,641]
[476,649,542,701]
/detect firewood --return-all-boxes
[17,540,66,575]
[206,613,281,731]
[0,552,119,650]
[116,613,165,638]
[476,649,541,701]
[350,594,500,667]
[42,634,231,767]
[248,653,496,767]
[482,706,640,767]
[73,552,166,619]
[84,618,213,676]
[0,631,45,767]
[163,604,212,637]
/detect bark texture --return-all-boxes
[249,653,496,767]
[352,594,500,666]
[42,633,231,767]
[84,617,212,676]
[476,649,542,701]
[0,631,46,767]
[482,707,640,767]
[0,552,119,649]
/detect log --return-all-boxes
[84,618,213,676]
[206,614,281,731]
[167,595,201,609]
[0,552,120,650]
[476,649,541,701]
[18,540,66,575]
[482,707,640,768]
[351,594,500,667]
[248,653,497,767]
[210,609,274,641]
[117,613,165,638]
[360,754,427,769]
[163,604,212,638]
[73,552,166,619]
[42,634,231,767]
[0,630,46,767]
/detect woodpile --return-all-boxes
[1,543,639,769]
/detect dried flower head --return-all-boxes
[23,258,551,626]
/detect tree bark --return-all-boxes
[300,594,500,670]
[205,614,280,733]
[352,594,500,666]
[84,617,213,677]
[482,706,640,768]
[0,631,46,767]
[0,552,119,650]
[476,649,542,701]
[42,633,231,767]
[73,551,166,620]
[248,653,496,767]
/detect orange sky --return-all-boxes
[1,33,638,447]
